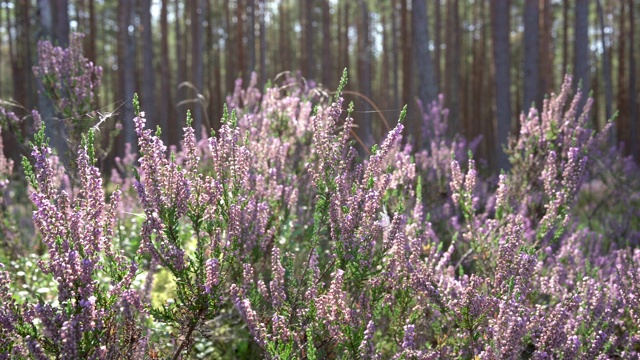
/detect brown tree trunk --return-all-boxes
[140,0,156,123]
[596,0,613,125]
[342,1,350,79]
[159,0,171,142]
[523,0,539,110]
[574,0,590,108]
[538,0,554,103]
[192,0,204,135]
[445,0,461,136]
[357,0,373,146]
[247,0,256,77]
[492,0,512,171]
[259,0,267,87]
[628,0,638,160]
[401,0,412,109]
[225,0,236,92]
[381,10,390,112]
[278,1,288,73]
[52,0,69,47]
[392,0,399,109]
[321,0,332,88]
[618,1,628,149]
[434,0,442,91]
[413,0,438,143]
[118,0,136,151]
[562,0,569,76]
[237,0,245,82]
[88,0,96,64]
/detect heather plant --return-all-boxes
[33,33,121,163]
[0,125,144,358]
[33,33,102,127]
[3,58,640,360]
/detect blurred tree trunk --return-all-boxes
[321,0,332,88]
[434,0,441,90]
[618,1,628,150]
[36,0,64,158]
[381,9,390,112]
[259,0,266,87]
[213,0,223,128]
[628,0,638,160]
[140,0,156,123]
[562,0,569,76]
[159,0,171,143]
[400,0,412,110]
[278,1,289,73]
[391,0,399,110]
[574,0,590,108]
[18,0,33,109]
[412,0,438,144]
[191,0,204,135]
[470,0,486,154]
[88,0,96,64]
[174,0,186,145]
[237,0,245,82]
[299,0,306,76]
[523,0,538,110]
[357,0,373,146]
[225,0,236,92]
[342,1,349,79]
[0,1,4,97]
[481,0,496,167]
[491,0,511,171]
[445,0,460,136]
[118,0,136,151]
[538,0,554,104]
[53,0,69,47]
[596,0,613,127]
[247,0,256,80]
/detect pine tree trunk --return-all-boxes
[523,0,539,110]
[492,0,512,171]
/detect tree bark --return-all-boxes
[491,0,512,171]
[140,0,156,123]
[445,0,461,136]
[357,0,373,147]
[259,0,267,87]
[562,0,569,76]
[117,0,136,152]
[391,0,399,110]
[53,0,69,47]
[321,0,332,88]
[412,0,438,142]
[400,0,412,109]
[618,1,628,149]
[523,0,539,110]
[158,0,171,143]
[88,0,96,63]
[192,0,204,135]
[628,0,638,160]
[538,0,554,103]
[574,0,590,108]
[237,0,245,82]
[596,0,613,125]
[247,0,256,77]
[342,1,350,78]
[434,0,442,90]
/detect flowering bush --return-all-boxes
[1,51,640,358]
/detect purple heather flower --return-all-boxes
[205,258,221,293]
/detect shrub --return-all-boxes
[1,51,639,358]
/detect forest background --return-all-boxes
[0,0,638,172]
